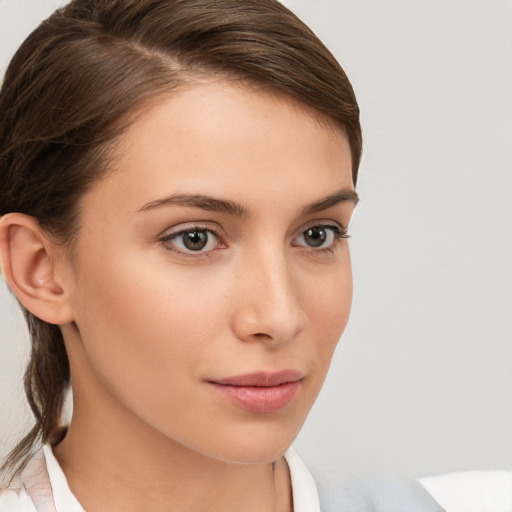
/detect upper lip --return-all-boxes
[209,370,304,387]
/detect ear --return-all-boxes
[0,213,74,325]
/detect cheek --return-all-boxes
[304,256,353,365]
[307,251,353,320]
[69,250,231,406]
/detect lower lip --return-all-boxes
[208,380,302,413]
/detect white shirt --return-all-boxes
[0,445,321,512]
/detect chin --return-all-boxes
[186,417,306,465]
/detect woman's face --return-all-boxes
[63,81,357,464]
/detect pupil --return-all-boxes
[305,227,326,247]
[183,230,208,250]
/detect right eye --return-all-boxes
[161,228,220,253]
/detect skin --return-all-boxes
[3,81,357,511]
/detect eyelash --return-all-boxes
[158,222,349,257]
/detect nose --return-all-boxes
[231,246,307,345]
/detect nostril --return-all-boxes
[253,332,272,340]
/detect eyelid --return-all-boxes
[300,217,347,231]
[159,221,221,237]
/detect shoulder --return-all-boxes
[0,449,56,512]
[420,470,512,512]
[311,469,446,512]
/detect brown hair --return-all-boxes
[0,0,361,478]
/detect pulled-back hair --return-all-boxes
[0,0,361,478]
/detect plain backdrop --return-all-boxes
[0,0,511,478]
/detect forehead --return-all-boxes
[116,76,347,158]
[85,80,353,218]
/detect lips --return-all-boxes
[208,370,303,413]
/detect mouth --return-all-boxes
[207,370,304,413]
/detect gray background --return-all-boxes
[1,0,511,478]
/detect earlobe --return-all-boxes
[0,213,74,325]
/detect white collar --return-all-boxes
[42,445,84,512]
[284,446,321,512]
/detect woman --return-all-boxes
[0,1,442,510]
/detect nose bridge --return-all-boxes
[232,241,306,344]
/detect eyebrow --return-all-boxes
[299,189,359,216]
[137,189,359,217]
[138,194,249,217]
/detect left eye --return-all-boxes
[294,225,346,249]
[165,228,219,252]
